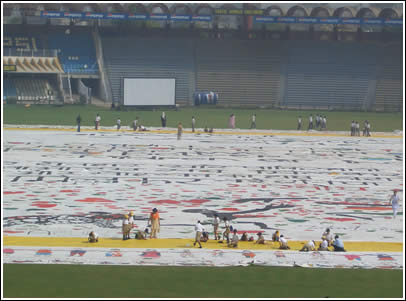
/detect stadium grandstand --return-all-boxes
[3,2,403,112]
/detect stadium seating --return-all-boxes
[195,39,282,107]
[101,35,194,105]
[374,44,403,112]
[3,78,18,101]
[47,32,99,74]
[283,40,378,110]
[3,34,43,53]
[11,78,56,103]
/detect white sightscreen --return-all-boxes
[123,78,176,106]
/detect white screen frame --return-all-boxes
[123,78,176,106]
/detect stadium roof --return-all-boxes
[3,2,403,18]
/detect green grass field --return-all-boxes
[3,264,403,298]
[3,104,403,132]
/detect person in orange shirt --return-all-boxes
[177,122,183,140]
[148,208,160,239]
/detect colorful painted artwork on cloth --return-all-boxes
[3,129,403,268]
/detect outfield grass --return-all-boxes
[3,104,403,132]
[3,264,403,298]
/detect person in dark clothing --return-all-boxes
[76,114,81,132]
[161,112,167,127]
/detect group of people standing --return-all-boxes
[77,112,376,138]
[297,114,327,131]
[351,120,371,136]
[121,208,160,240]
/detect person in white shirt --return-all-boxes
[161,112,167,127]
[128,211,135,238]
[133,117,138,131]
[366,121,371,137]
[228,229,239,248]
[308,115,313,130]
[315,115,320,129]
[321,228,333,246]
[122,214,130,240]
[299,240,316,252]
[95,113,101,130]
[116,118,121,130]
[389,190,401,219]
[250,113,256,129]
[279,235,290,249]
[297,116,302,130]
[88,231,99,243]
[356,122,360,136]
[318,239,329,251]
[209,91,215,104]
[322,116,327,130]
[194,220,205,248]
[222,217,231,243]
[213,214,220,240]
[192,116,196,133]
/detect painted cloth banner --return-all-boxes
[3,247,402,269]
[3,128,402,243]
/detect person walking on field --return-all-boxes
[229,114,235,129]
[194,220,205,248]
[95,113,101,130]
[297,116,302,130]
[366,121,371,137]
[308,114,313,130]
[389,190,401,219]
[76,114,81,132]
[133,117,139,131]
[222,217,231,243]
[148,208,160,238]
[177,122,183,140]
[213,213,220,240]
[250,113,256,129]
[116,117,121,130]
[161,112,167,127]
[192,116,196,133]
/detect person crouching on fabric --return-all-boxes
[318,238,330,251]
[279,235,290,249]
[228,229,239,248]
[332,235,346,252]
[272,230,280,242]
[88,231,99,243]
[240,232,248,241]
[135,228,149,240]
[255,232,265,244]
[200,231,209,242]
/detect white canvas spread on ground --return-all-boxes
[3,128,403,268]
